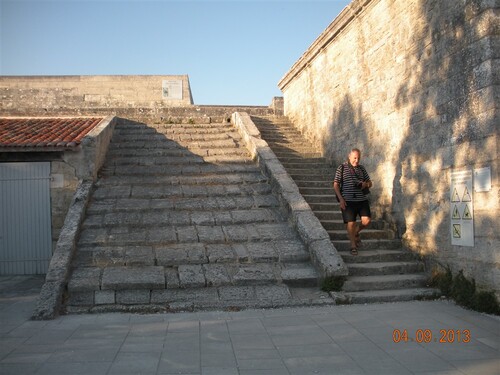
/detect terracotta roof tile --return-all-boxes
[0,117,104,148]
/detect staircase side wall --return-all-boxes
[279,0,499,295]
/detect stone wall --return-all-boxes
[0,75,193,112]
[279,0,499,294]
[50,116,116,247]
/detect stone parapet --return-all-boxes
[32,180,93,320]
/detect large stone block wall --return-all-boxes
[0,75,193,113]
[279,0,499,294]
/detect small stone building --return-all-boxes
[0,116,115,274]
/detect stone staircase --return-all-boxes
[65,118,328,313]
[251,115,439,304]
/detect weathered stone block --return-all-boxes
[203,264,231,287]
[165,267,180,289]
[197,225,225,243]
[294,211,330,245]
[148,227,176,243]
[255,285,291,303]
[245,242,279,262]
[218,286,255,301]
[273,240,309,262]
[101,266,165,290]
[116,290,151,305]
[68,267,101,292]
[222,225,248,242]
[178,265,206,288]
[155,243,206,266]
[94,290,115,305]
[176,226,199,243]
[206,244,236,263]
[231,264,276,285]
[67,291,94,306]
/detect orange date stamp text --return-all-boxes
[392,329,471,343]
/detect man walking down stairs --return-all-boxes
[251,116,439,304]
[65,117,325,313]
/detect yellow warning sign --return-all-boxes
[453,224,461,238]
[452,205,461,219]
[462,204,472,220]
[451,188,461,202]
[462,187,472,202]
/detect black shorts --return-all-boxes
[341,200,371,223]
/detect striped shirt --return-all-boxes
[334,162,371,202]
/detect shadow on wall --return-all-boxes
[392,0,496,260]
[322,0,496,273]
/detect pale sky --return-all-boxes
[1,0,352,105]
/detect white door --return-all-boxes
[0,162,52,274]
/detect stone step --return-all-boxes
[115,127,238,136]
[346,261,425,276]
[328,229,394,241]
[91,182,273,200]
[282,162,331,170]
[296,181,334,189]
[276,155,326,162]
[332,288,440,304]
[281,157,329,163]
[260,136,305,144]
[313,210,343,221]
[108,138,240,150]
[104,154,252,167]
[342,274,428,292]
[331,239,403,251]
[102,163,262,177]
[320,219,386,231]
[286,168,333,176]
[67,262,319,298]
[78,222,300,248]
[86,195,281,215]
[116,122,235,130]
[308,202,339,211]
[266,140,314,148]
[82,208,284,229]
[270,146,320,154]
[74,240,311,268]
[274,152,324,159]
[302,194,337,203]
[107,147,249,158]
[289,173,335,181]
[96,172,268,187]
[111,132,241,142]
[338,249,418,263]
[66,285,335,314]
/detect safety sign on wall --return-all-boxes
[450,169,474,246]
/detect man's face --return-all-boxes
[349,150,361,167]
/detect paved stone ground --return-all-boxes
[1,275,498,375]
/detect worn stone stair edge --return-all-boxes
[231,112,347,279]
[66,285,335,314]
[31,180,95,320]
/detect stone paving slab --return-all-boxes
[3,277,500,375]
